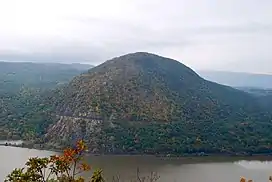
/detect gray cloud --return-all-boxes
[0,0,271,73]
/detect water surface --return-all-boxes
[1,146,272,182]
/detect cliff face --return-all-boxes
[44,116,104,152]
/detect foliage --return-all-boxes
[2,53,272,156]
[5,140,104,182]
[239,175,272,182]
[49,53,271,125]
[5,140,160,182]
[238,87,272,97]
[0,62,90,139]
[0,62,90,92]
[240,177,253,182]
[44,118,272,156]
[40,53,272,155]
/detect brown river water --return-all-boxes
[1,146,272,182]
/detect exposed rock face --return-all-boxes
[44,116,104,152]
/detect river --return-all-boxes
[1,146,272,182]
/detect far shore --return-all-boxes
[2,141,272,160]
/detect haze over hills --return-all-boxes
[198,70,272,89]
[0,62,92,92]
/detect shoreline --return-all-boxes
[2,143,272,159]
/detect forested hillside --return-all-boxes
[1,55,272,156]
[33,53,272,155]
[0,62,91,139]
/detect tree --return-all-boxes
[5,140,104,182]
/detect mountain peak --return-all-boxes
[89,52,200,81]
[42,52,269,154]
[115,52,161,58]
[109,52,180,65]
[54,52,260,123]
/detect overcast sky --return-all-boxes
[0,0,271,73]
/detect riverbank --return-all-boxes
[2,141,272,159]
[0,142,63,153]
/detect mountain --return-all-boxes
[0,62,92,93]
[51,53,265,122]
[0,62,93,139]
[198,70,272,89]
[237,87,272,96]
[33,52,272,155]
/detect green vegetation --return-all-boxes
[237,87,272,96]
[0,62,90,139]
[53,52,268,122]
[1,53,272,156]
[2,140,269,182]
[36,52,272,155]
[5,140,160,182]
[0,62,90,92]
[5,140,104,182]
[237,87,272,110]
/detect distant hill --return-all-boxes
[0,62,92,93]
[198,70,272,89]
[32,52,272,155]
[0,61,93,139]
[237,87,272,96]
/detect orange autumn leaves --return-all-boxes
[50,139,91,175]
[5,140,99,182]
[240,177,252,182]
[79,163,91,171]
[240,175,272,182]
[55,139,87,162]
